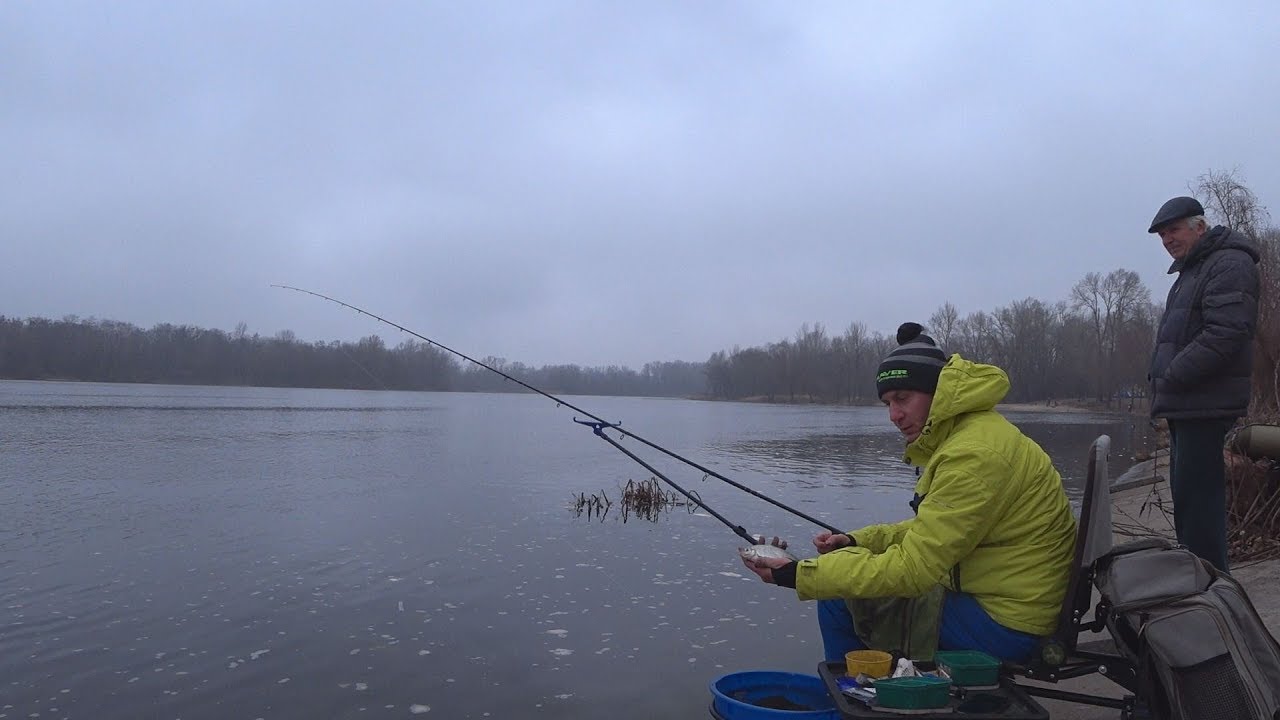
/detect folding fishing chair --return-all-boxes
[1011,434,1145,719]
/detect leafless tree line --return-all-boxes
[704,274,1159,406]
[0,317,708,398]
[707,169,1277,411]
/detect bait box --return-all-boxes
[870,676,951,710]
[933,651,1001,687]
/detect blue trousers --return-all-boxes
[817,593,1038,663]
[1167,417,1233,573]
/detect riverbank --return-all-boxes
[1001,397,1149,415]
[997,402,1119,414]
[719,396,1147,416]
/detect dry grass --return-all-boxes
[1227,418,1280,563]
[1118,419,1280,565]
[570,476,692,523]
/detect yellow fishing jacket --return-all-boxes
[794,355,1077,637]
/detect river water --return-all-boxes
[0,380,1151,719]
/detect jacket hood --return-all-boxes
[1170,225,1261,274]
[905,354,1009,463]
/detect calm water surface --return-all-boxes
[0,381,1151,719]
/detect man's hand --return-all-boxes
[741,552,793,584]
[813,531,852,554]
[749,535,788,550]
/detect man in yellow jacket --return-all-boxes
[743,322,1076,663]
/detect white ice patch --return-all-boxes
[550,648,573,656]
[554,694,573,700]
[410,705,431,714]
[545,629,568,637]
[718,571,742,577]
[355,682,369,691]
[250,649,269,660]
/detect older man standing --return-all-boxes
[1148,196,1261,572]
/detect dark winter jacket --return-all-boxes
[1149,225,1260,419]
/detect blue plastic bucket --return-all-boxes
[709,670,838,719]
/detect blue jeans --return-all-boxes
[817,592,1038,663]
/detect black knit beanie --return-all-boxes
[875,322,947,397]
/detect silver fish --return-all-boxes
[739,543,798,563]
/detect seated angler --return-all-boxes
[743,323,1077,664]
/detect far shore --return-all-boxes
[716,394,1147,417]
[997,400,1144,416]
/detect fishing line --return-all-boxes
[336,344,388,390]
[273,285,844,543]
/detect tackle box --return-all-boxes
[934,651,1001,687]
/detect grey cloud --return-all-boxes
[3,2,1278,369]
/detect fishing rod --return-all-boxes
[273,285,844,543]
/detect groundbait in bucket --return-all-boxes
[709,670,838,719]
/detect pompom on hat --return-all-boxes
[875,322,948,397]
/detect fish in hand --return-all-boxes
[738,542,798,564]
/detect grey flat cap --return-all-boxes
[1148,196,1205,233]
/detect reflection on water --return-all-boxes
[712,433,911,489]
[1004,410,1160,502]
[713,408,1159,506]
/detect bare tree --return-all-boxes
[952,310,997,364]
[834,322,871,403]
[1070,269,1151,403]
[792,322,830,401]
[1192,168,1272,240]
[929,302,960,349]
[991,298,1060,401]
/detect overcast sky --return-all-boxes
[4,2,1278,369]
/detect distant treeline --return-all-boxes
[0,267,1196,407]
[0,317,708,398]
[706,269,1158,406]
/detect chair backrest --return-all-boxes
[1053,434,1113,652]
